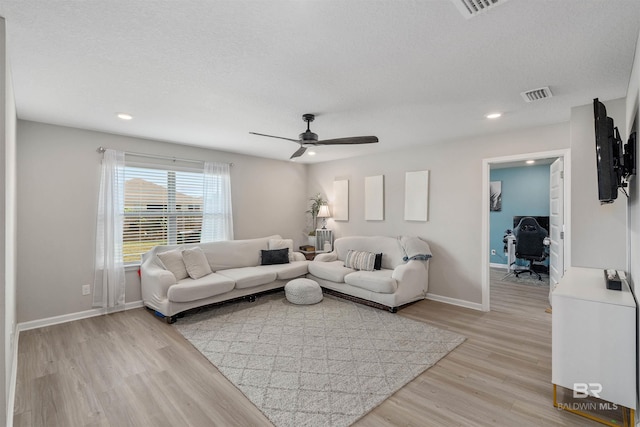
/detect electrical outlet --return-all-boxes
[491,249,496,255]
[82,284,91,296]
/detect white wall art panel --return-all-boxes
[365,175,384,220]
[404,170,429,221]
[333,179,349,221]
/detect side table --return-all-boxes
[299,250,316,260]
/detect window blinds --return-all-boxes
[123,166,205,264]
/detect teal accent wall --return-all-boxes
[490,164,550,265]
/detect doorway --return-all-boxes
[481,149,571,311]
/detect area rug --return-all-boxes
[503,272,550,287]
[174,293,465,427]
[492,267,550,287]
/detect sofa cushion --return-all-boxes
[344,270,397,294]
[182,247,213,279]
[199,235,280,271]
[167,273,235,302]
[261,248,289,265]
[344,250,376,271]
[269,238,296,262]
[308,260,356,282]
[256,261,310,280]
[216,267,278,289]
[157,249,189,281]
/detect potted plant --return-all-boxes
[306,193,327,246]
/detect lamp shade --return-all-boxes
[317,205,331,218]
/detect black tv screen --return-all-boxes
[593,98,622,204]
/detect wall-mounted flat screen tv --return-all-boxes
[593,98,636,204]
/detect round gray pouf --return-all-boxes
[285,278,323,305]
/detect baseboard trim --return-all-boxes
[426,293,484,311]
[490,262,508,269]
[16,300,144,332]
[6,325,18,427]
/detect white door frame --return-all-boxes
[480,149,571,311]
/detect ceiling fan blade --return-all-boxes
[290,146,307,159]
[315,136,379,145]
[249,132,300,143]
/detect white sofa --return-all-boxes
[307,235,432,312]
[140,235,309,322]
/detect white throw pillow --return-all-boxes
[269,238,295,262]
[157,249,189,281]
[182,247,213,279]
[344,250,376,271]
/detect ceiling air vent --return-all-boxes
[451,0,510,19]
[521,87,553,103]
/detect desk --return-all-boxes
[505,235,516,272]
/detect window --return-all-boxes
[122,162,233,264]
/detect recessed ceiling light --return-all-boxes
[526,160,535,164]
[116,113,133,120]
[486,113,502,119]
[308,151,316,156]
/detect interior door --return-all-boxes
[549,158,565,293]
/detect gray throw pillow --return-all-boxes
[182,247,213,279]
[344,250,376,271]
[157,249,189,281]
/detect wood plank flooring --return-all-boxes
[13,269,600,426]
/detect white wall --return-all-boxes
[308,122,570,306]
[627,32,640,294]
[570,98,628,270]
[16,121,307,323]
[0,17,6,427]
[625,29,640,423]
[0,16,17,427]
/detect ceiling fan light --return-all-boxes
[308,151,316,156]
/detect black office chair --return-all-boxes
[513,217,548,280]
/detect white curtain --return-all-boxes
[93,149,126,309]
[201,161,234,242]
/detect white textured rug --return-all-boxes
[174,293,465,427]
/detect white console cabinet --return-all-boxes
[552,266,636,423]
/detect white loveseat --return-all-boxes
[307,235,432,312]
[140,235,309,322]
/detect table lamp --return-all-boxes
[317,205,331,229]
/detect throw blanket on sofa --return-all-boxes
[399,236,432,261]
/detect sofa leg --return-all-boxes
[246,295,256,302]
[388,307,398,313]
[166,315,177,324]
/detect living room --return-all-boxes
[2,1,640,426]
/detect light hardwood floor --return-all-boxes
[13,269,600,426]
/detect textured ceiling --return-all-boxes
[1,0,639,163]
